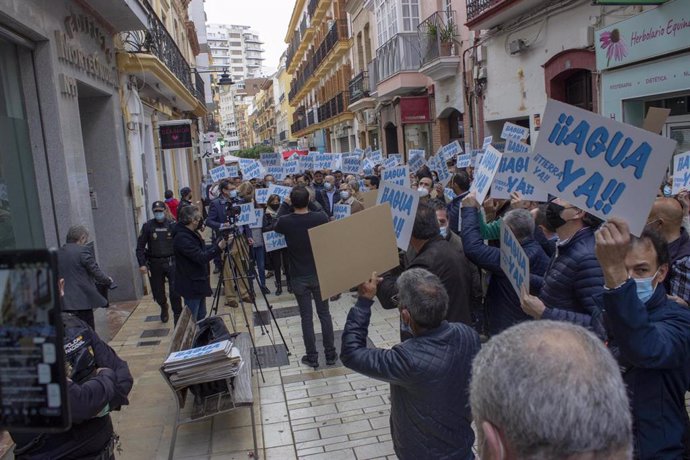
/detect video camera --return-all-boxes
[219,198,242,238]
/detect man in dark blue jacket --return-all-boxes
[342,269,480,460]
[594,217,690,460]
[461,196,550,335]
[446,171,470,235]
[520,198,606,338]
[174,206,226,320]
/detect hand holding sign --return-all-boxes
[358,272,383,300]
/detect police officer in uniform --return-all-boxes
[136,201,182,323]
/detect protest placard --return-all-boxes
[342,155,361,175]
[266,165,285,181]
[299,155,314,172]
[464,142,471,154]
[369,149,383,164]
[444,188,456,202]
[457,154,472,168]
[226,164,240,178]
[528,99,676,235]
[283,159,298,176]
[482,136,493,151]
[333,204,351,220]
[383,156,399,169]
[314,153,335,171]
[409,149,425,158]
[470,145,503,203]
[267,183,292,202]
[427,154,441,173]
[239,158,254,170]
[250,208,264,229]
[440,141,462,161]
[263,231,287,252]
[672,151,690,195]
[260,152,281,167]
[390,153,403,164]
[491,148,548,201]
[434,154,453,185]
[240,160,262,180]
[354,147,364,156]
[237,203,257,226]
[361,189,379,209]
[255,188,270,204]
[381,165,410,189]
[376,181,420,250]
[309,204,400,299]
[408,151,426,172]
[362,157,375,176]
[500,221,530,296]
[501,122,529,141]
[210,165,229,183]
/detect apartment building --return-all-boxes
[207,23,266,82]
[274,53,297,150]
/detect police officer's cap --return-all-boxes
[152,201,166,211]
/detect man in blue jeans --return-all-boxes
[274,186,335,368]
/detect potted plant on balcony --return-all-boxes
[439,21,457,56]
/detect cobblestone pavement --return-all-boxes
[108,280,402,460]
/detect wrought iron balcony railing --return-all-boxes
[194,70,205,104]
[318,91,349,123]
[374,33,422,84]
[308,0,319,18]
[279,130,287,141]
[348,71,370,104]
[418,10,459,66]
[466,0,504,22]
[120,3,204,105]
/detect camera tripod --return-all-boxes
[209,224,290,383]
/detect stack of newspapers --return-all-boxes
[163,339,243,388]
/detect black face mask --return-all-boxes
[268,203,279,211]
[545,202,567,232]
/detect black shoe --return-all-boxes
[160,304,169,323]
[287,285,293,294]
[326,353,338,366]
[261,286,270,295]
[301,355,319,369]
[275,287,283,296]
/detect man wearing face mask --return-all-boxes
[206,180,237,274]
[520,198,607,338]
[135,201,182,323]
[417,175,434,201]
[316,174,339,217]
[594,217,690,460]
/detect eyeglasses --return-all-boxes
[391,294,406,311]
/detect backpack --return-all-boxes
[189,316,239,403]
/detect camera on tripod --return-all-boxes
[219,198,242,238]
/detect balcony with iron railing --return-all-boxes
[279,130,287,141]
[465,0,541,30]
[288,19,349,104]
[120,2,206,111]
[374,33,423,83]
[318,91,349,123]
[418,10,461,81]
[348,71,370,105]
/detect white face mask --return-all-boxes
[417,187,429,197]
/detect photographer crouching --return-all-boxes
[11,279,133,460]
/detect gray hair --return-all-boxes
[348,180,360,193]
[470,321,632,460]
[503,208,535,242]
[396,268,448,328]
[66,225,89,244]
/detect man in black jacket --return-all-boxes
[58,225,113,330]
[136,201,181,323]
[316,174,338,217]
[342,269,480,460]
[377,203,474,338]
[174,206,226,321]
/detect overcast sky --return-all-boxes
[203,0,295,75]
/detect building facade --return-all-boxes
[207,23,265,82]
[286,0,354,153]
[0,0,149,300]
[274,53,297,150]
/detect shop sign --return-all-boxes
[400,96,430,124]
[596,0,690,70]
[160,123,193,149]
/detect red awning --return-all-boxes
[282,149,309,160]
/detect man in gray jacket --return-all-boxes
[341,269,480,460]
[58,225,112,329]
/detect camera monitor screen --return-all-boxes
[0,249,69,432]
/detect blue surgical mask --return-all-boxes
[324,182,333,191]
[634,269,659,303]
[439,226,448,238]
[228,190,238,199]
[340,191,350,200]
[663,185,672,197]
[154,211,165,221]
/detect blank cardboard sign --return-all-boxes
[361,190,379,209]
[309,203,400,299]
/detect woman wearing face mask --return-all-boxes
[337,183,364,214]
[263,194,291,295]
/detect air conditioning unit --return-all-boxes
[508,39,528,55]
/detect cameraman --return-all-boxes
[206,180,253,308]
[11,280,133,460]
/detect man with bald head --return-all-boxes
[646,197,690,305]
[316,174,338,217]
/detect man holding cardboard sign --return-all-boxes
[274,186,335,369]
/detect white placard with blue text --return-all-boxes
[457,154,472,168]
[263,231,287,252]
[433,154,453,185]
[266,165,285,181]
[529,99,676,235]
[482,137,493,151]
[369,150,383,164]
[226,164,240,178]
[383,156,399,169]
[501,122,529,141]
[240,160,262,181]
[491,141,548,201]
[440,141,462,161]
[672,151,690,195]
[260,152,281,167]
[381,165,410,189]
[283,159,299,176]
[500,221,530,296]
[376,181,420,250]
[408,152,426,172]
[267,184,292,202]
[342,155,361,175]
[250,208,264,229]
[237,203,258,226]
[255,188,270,204]
[210,165,229,183]
[333,204,351,220]
[470,145,503,203]
[299,155,314,172]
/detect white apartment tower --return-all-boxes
[207,23,265,82]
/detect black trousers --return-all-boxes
[148,258,182,318]
[267,249,291,288]
[70,309,95,330]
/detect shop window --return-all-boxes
[645,96,690,117]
